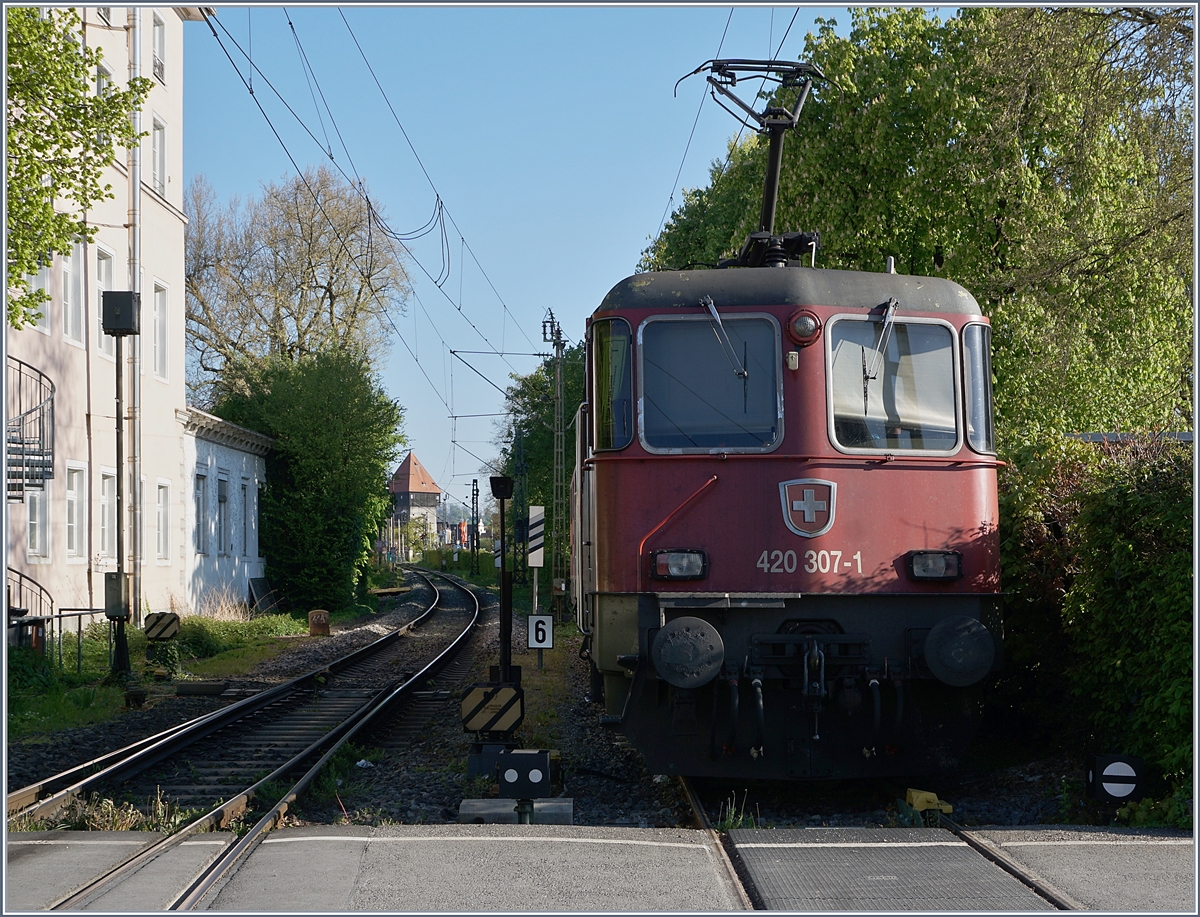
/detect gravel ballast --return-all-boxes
[9,571,1120,830]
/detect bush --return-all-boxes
[1062,443,1192,777]
[989,435,1192,782]
[7,645,57,691]
[1117,782,1193,830]
[214,351,405,613]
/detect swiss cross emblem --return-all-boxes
[780,479,837,538]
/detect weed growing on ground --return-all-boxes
[9,787,200,832]
[715,791,760,830]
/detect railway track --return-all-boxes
[679,776,1082,910]
[9,569,484,911]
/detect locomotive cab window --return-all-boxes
[592,318,633,450]
[639,314,781,452]
[828,316,959,453]
[963,323,995,454]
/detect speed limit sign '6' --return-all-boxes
[528,615,554,649]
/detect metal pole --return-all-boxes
[759,125,786,234]
[112,337,130,679]
[116,335,124,587]
[128,5,143,629]
[498,494,510,682]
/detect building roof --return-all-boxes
[178,407,274,456]
[390,452,442,496]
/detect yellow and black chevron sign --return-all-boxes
[144,612,180,641]
[460,684,524,735]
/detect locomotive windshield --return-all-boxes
[829,318,958,451]
[639,315,781,452]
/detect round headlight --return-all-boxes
[787,309,822,346]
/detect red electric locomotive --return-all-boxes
[569,60,1002,780]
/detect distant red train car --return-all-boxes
[571,265,1003,779]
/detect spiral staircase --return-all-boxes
[7,356,55,502]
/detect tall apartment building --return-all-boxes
[6,8,266,632]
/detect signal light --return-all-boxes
[907,551,963,581]
[651,550,708,580]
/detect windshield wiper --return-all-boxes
[861,297,899,415]
[701,295,748,379]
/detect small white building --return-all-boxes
[178,408,271,614]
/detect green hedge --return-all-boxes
[994,437,1192,780]
[1062,446,1192,777]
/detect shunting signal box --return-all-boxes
[496,749,552,799]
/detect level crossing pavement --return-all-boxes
[4,823,1194,911]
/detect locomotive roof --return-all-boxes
[596,266,982,316]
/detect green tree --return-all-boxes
[214,351,405,611]
[642,7,1192,446]
[6,7,152,327]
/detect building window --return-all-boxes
[157,483,170,560]
[66,467,86,557]
[152,13,165,83]
[96,248,115,357]
[27,487,49,558]
[194,474,207,553]
[217,476,230,555]
[153,283,168,378]
[97,8,111,26]
[151,118,166,195]
[100,472,116,557]
[241,481,249,555]
[62,242,84,343]
[28,265,50,332]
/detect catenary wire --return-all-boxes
[654,7,735,243]
[338,8,538,353]
[206,12,518,373]
[207,11,538,490]
[201,13,451,416]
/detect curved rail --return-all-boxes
[42,570,480,911]
[171,571,481,909]
[8,570,436,822]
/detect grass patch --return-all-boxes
[184,638,295,679]
[307,742,385,806]
[509,619,573,751]
[8,610,310,740]
[7,681,127,741]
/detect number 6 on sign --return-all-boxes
[528,614,554,649]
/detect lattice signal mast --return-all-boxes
[542,311,567,616]
[470,478,481,576]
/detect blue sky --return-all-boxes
[184,4,851,514]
